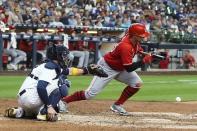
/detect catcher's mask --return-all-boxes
[46,44,72,68]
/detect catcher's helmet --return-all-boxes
[128,23,150,38]
[46,44,72,68]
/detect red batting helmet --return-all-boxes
[128,23,150,38]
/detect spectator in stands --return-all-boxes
[0,0,197,65]
[120,17,130,28]
[3,3,20,25]
[151,14,164,42]
[68,13,77,26]
[1,0,197,39]
[59,10,69,25]
[21,7,32,24]
[1,0,197,34]
[180,50,196,69]
[0,13,6,32]
[83,17,91,26]
[75,14,83,26]
[48,16,64,27]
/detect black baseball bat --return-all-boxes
[139,51,165,60]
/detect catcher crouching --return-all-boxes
[4,44,108,122]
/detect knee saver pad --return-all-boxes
[84,90,96,100]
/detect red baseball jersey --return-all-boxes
[104,35,143,71]
[18,40,32,52]
[36,40,48,50]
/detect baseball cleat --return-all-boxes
[4,107,18,118]
[110,104,129,116]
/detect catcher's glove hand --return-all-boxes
[46,106,59,122]
[46,113,59,122]
[84,64,108,77]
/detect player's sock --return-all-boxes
[115,86,139,105]
[63,91,86,103]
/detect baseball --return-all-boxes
[176,97,181,102]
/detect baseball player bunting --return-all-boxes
[63,23,152,115]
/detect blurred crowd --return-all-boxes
[0,0,197,70]
[0,0,197,35]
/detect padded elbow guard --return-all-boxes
[69,67,81,75]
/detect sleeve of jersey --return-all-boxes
[68,67,82,76]
[37,80,50,105]
[120,45,143,72]
[120,45,134,66]
[39,68,57,83]
[124,61,143,72]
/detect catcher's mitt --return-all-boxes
[86,64,108,77]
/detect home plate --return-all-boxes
[139,118,174,124]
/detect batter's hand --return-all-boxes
[142,54,152,64]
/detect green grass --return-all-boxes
[0,75,197,102]
[0,76,25,98]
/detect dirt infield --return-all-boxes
[1,99,197,131]
[1,70,197,130]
